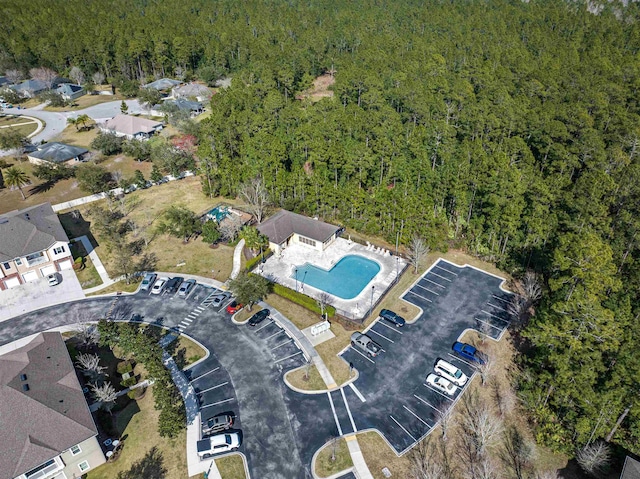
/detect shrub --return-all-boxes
[116,360,133,374]
[273,283,336,318]
[245,249,273,271]
[121,377,137,388]
[91,131,124,156]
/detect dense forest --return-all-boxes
[2,0,640,459]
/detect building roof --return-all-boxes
[28,142,88,164]
[621,457,640,479]
[257,210,340,245]
[0,202,70,262]
[0,76,9,87]
[11,77,70,93]
[154,98,203,112]
[56,83,83,96]
[0,332,98,479]
[173,82,212,98]
[143,78,181,90]
[102,114,162,136]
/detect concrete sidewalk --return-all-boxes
[230,239,245,280]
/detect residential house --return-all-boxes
[621,457,640,479]
[11,77,71,98]
[0,76,10,87]
[100,114,163,140]
[0,332,106,479]
[149,98,203,117]
[55,83,84,101]
[257,209,341,255]
[171,82,213,102]
[27,142,89,166]
[0,203,74,290]
[142,78,182,92]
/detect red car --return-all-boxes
[226,301,243,314]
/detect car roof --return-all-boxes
[436,359,458,373]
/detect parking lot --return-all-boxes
[339,259,513,453]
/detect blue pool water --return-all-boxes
[292,255,380,300]
[207,205,229,222]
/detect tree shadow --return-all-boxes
[28,180,56,195]
[116,446,167,479]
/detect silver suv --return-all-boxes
[350,332,382,357]
[140,272,157,291]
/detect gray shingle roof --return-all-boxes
[257,210,340,245]
[28,142,88,164]
[143,78,181,90]
[622,457,640,479]
[173,82,212,98]
[154,98,203,112]
[0,202,69,262]
[0,332,98,479]
[56,83,83,96]
[102,114,162,136]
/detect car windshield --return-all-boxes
[463,345,474,354]
[454,370,462,378]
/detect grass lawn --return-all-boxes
[44,92,124,112]
[215,455,246,479]
[285,363,327,390]
[357,431,412,479]
[170,335,207,369]
[101,154,153,179]
[314,438,353,477]
[86,279,141,296]
[53,124,100,148]
[75,255,102,288]
[86,388,189,479]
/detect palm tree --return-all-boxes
[67,116,80,131]
[76,114,92,130]
[4,167,30,200]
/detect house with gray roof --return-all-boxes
[0,332,105,479]
[257,209,341,255]
[172,82,213,101]
[143,77,182,91]
[621,457,640,479]
[27,142,88,166]
[100,114,163,140]
[11,77,71,98]
[0,202,74,290]
[150,97,203,117]
[55,83,84,101]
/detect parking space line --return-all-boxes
[368,328,394,343]
[481,310,510,324]
[187,314,197,319]
[422,383,454,401]
[389,415,417,442]
[271,339,293,350]
[254,320,274,332]
[264,329,286,340]
[492,294,511,304]
[349,383,367,402]
[435,265,458,276]
[422,277,446,288]
[197,382,229,395]
[183,318,193,323]
[403,405,431,427]
[406,290,432,303]
[428,271,452,282]
[446,353,477,369]
[274,351,303,363]
[178,322,190,328]
[487,302,509,313]
[341,388,358,432]
[415,283,439,296]
[475,317,504,332]
[327,392,343,436]
[348,347,376,364]
[195,307,205,312]
[377,321,403,334]
[413,394,443,414]
[201,398,234,409]
[189,367,220,383]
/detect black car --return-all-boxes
[379,308,406,327]
[164,277,184,294]
[248,309,270,326]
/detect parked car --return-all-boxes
[197,432,241,458]
[379,309,406,327]
[178,278,196,297]
[164,277,184,294]
[452,342,487,365]
[426,373,458,396]
[211,292,231,307]
[350,332,382,357]
[202,413,234,436]
[434,359,468,387]
[47,273,60,287]
[248,309,270,326]
[151,277,168,295]
[226,301,244,314]
[140,272,157,291]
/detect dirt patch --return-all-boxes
[297,74,335,102]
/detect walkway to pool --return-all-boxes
[257,238,406,320]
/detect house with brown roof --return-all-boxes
[99,114,163,140]
[0,332,105,479]
[0,203,74,290]
[257,209,341,255]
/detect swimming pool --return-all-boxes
[206,205,230,222]
[292,255,380,300]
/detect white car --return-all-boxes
[150,276,168,295]
[426,373,458,396]
[197,432,241,458]
[434,359,468,387]
[47,274,60,287]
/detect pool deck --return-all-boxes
[257,238,406,320]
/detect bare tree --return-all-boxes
[218,215,244,241]
[474,457,498,479]
[92,71,106,85]
[69,66,85,85]
[576,441,610,476]
[29,67,58,89]
[303,361,313,381]
[477,357,494,386]
[5,69,23,84]
[492,380,516,418]
[239,177,270,224]
[91,381,118,413]
[459,392,503,470]
[436,404,453,441]
[410,440,443,479]
[508,295,528,329]
[316,292,332,317]
[75,323,100,351]
[536,469,561,479]
[76,353,107,382]
[479,318,493,344]
[408,236,429,274]
[522,271,542,305]
[500,426,535,479]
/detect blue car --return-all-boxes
[452,342,487,364]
